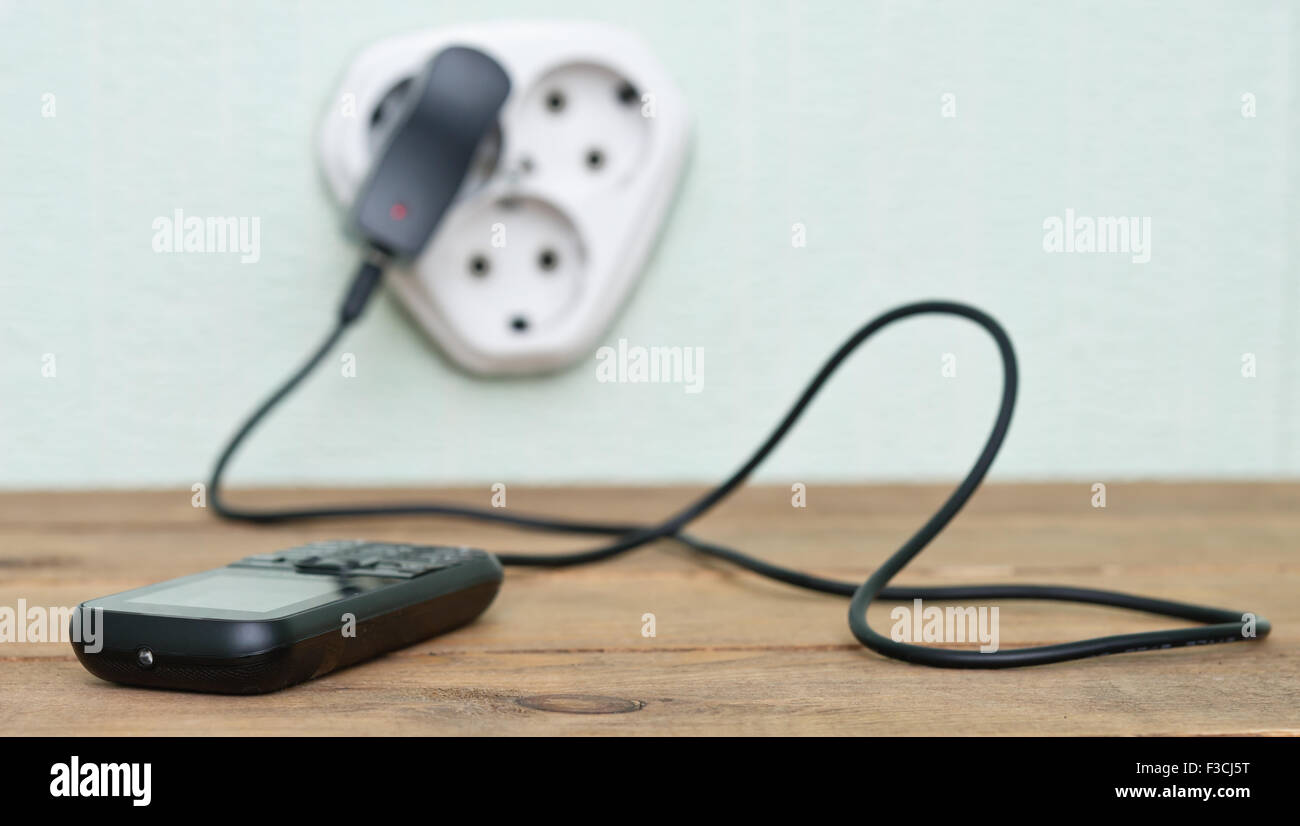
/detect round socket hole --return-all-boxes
[367,77,416,154]
[537,248,559,272]
[468,254,490,277]
[545,90,566,113]
[371,77,413,128]
[510,315,530,333]
[585,148,606,171]
[617,81,640,105]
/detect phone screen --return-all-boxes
[126,574,346,614]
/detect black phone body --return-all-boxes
[70,541,503,694]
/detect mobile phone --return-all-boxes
[70,540,502,694]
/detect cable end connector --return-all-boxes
[339,247,390,325]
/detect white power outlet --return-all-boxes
[318,22,691,375]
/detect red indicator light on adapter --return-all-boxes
[389,202,408,221]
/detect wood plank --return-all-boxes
[1,483,1296,735]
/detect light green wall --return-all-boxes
[1,0,1296,487]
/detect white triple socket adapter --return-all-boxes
[318,21,691,375]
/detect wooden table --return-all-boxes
[2,483,1296,736]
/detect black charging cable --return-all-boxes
[208,258,1270,668]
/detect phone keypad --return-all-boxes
[231,541,484,579]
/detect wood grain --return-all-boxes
[1,483,1296,735]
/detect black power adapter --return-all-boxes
[351,46,510,259]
